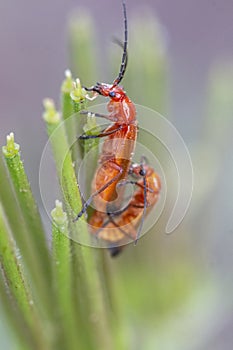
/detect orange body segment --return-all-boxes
[89,164,161,245]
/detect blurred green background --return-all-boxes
[1,0,233,349]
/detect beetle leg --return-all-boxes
[79,125,123,140]
[73,162,123,221]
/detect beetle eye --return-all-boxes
[109,91,116,98]
[139,168,146,176]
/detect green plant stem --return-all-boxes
[1,135,56,345]
[0,205,31,316]
[0,205,50,350]
[61,70,81,164]
[70,86,121,350]
[70,78,88,159]
[0,275,33,350]
[2,134,51,281]
[51,200,88,350]
[0,155,53,349]
[42,99,83,219]
[83,113,100,155]
[43,99,114,350]
[82,114,100,204]
[61,69,75,121]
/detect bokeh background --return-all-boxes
[1,0,233,349]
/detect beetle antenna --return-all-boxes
[113,1,128,85]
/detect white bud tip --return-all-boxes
[65,69,72,78]
[55,200,62,208]
[43,98,54,109]
[7,132,14,143]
